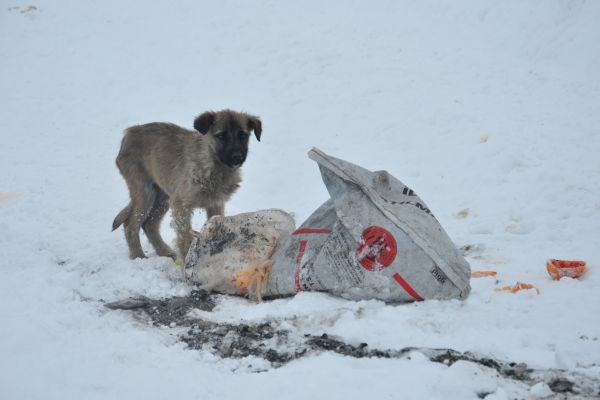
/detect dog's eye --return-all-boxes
[215,132,227,141]
[238,132,249,141]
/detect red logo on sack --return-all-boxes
[355,226,397,271]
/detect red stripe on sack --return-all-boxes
[292,228,332,235]
[392,273,424,301]
[294,240,308,292]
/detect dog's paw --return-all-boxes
[201,215,225,239]
[129,251,147,260]
[156,248,176,259]
[208,214,225,224]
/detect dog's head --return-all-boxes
[193,110,261,168]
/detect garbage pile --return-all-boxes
[185,148,471,302]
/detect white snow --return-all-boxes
[1,1,599,399]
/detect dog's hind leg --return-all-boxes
[142,187,175,258]
[121,167,156,259]
[124,186,155,259]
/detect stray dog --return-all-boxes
[112,109,262,260]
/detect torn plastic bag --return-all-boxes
[185,148,471,302]
[185,209,295,300]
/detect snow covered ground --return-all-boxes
[1,1,599,399]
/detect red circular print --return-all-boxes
[356,226,397,271]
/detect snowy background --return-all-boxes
[1,1,599,399]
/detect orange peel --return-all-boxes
[471,271,497,278]
[495,282,540,295]
[546,259,586,280]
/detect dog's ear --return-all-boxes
[247,115,262,141]
[194,111,215,134]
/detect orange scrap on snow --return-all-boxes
[546,259,586,280]
[495,282,540,295]
[471,271,497,278]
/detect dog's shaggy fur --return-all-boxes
[112,110,261,260]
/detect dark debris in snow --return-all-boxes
[105,291,600,397]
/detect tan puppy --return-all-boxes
[112,110,262,260]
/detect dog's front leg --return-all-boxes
[205,203,225,220]
[171,199,193,261]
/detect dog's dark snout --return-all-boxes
[231,152,243,165]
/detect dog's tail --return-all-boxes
[112,204,132,231]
